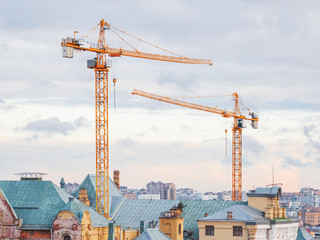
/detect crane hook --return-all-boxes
[113,78,117,114]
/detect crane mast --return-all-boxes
[61,20,212,218]
[131,89,259,201]
[94,20,109,217]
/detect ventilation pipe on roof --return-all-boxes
[108,223,114,240]
[140,221,145,234]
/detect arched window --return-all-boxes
[179,224,181,234]
[64,235,71,240]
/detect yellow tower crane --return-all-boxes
[131,89,259,201]
[61,19,212,218]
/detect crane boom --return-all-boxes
[61,39,213,65]
[131,88,258,201]
[132,89,255,120]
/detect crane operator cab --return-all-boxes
[237,119,245,128]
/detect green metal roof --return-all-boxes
[111,199,246,240]
[296,227,314,240]
[72,174,122,209]
[0,180,110,229]
[135,229,171,240]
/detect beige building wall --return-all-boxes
[198,221,247,240]
[121,229,139,240]
[248,196,286,219]
[159,213,183,240]
[301,211,320,226]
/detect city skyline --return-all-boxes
[1,1,320,193]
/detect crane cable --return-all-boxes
[108,24,188,59]
[109,28,140,52]
[81,26,98,39]
[172,94,232,99]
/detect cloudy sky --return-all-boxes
[1,0,320,193]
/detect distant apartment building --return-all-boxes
[145,181,176,200]
[146,181,164,194]
[202,194,218,200]
[120,186,138,199]
[301,207,320,226]
[125,192,136,199]
[160,183,176,200]
[137,194,160,200]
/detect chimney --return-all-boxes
[113,170,120,189]
[227,212,233,220]
[78,188,90,206]
[204,213,208,217]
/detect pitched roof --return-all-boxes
[111,199,245,240]
[246,186,282,198]
[135,229,171,240]
[296,227,314,240]
[198,205,270,223]
[72,174,122,209]
[0,180,110,229]
[0,188,18,219]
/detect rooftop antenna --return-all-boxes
[266,167,282,187]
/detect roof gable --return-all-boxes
[73,174,122,209]
[198,205,269,223]
[135,229,171,240]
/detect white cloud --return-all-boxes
[1,0,320,192]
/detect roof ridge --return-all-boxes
[145,229,152,240]
[110,196,126,219]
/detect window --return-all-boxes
[179,224,182,234]
[233,226,242,237]
[205,226,214,236]
[64,235,71,240]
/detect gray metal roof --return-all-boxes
[135,229,171,240]
[246,186,282,198]
[198,205,270,223]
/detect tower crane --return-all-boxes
[61,19,212,218]
[131,89,259,201]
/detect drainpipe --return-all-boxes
[140,221,145,234]
[108,223,114,240]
